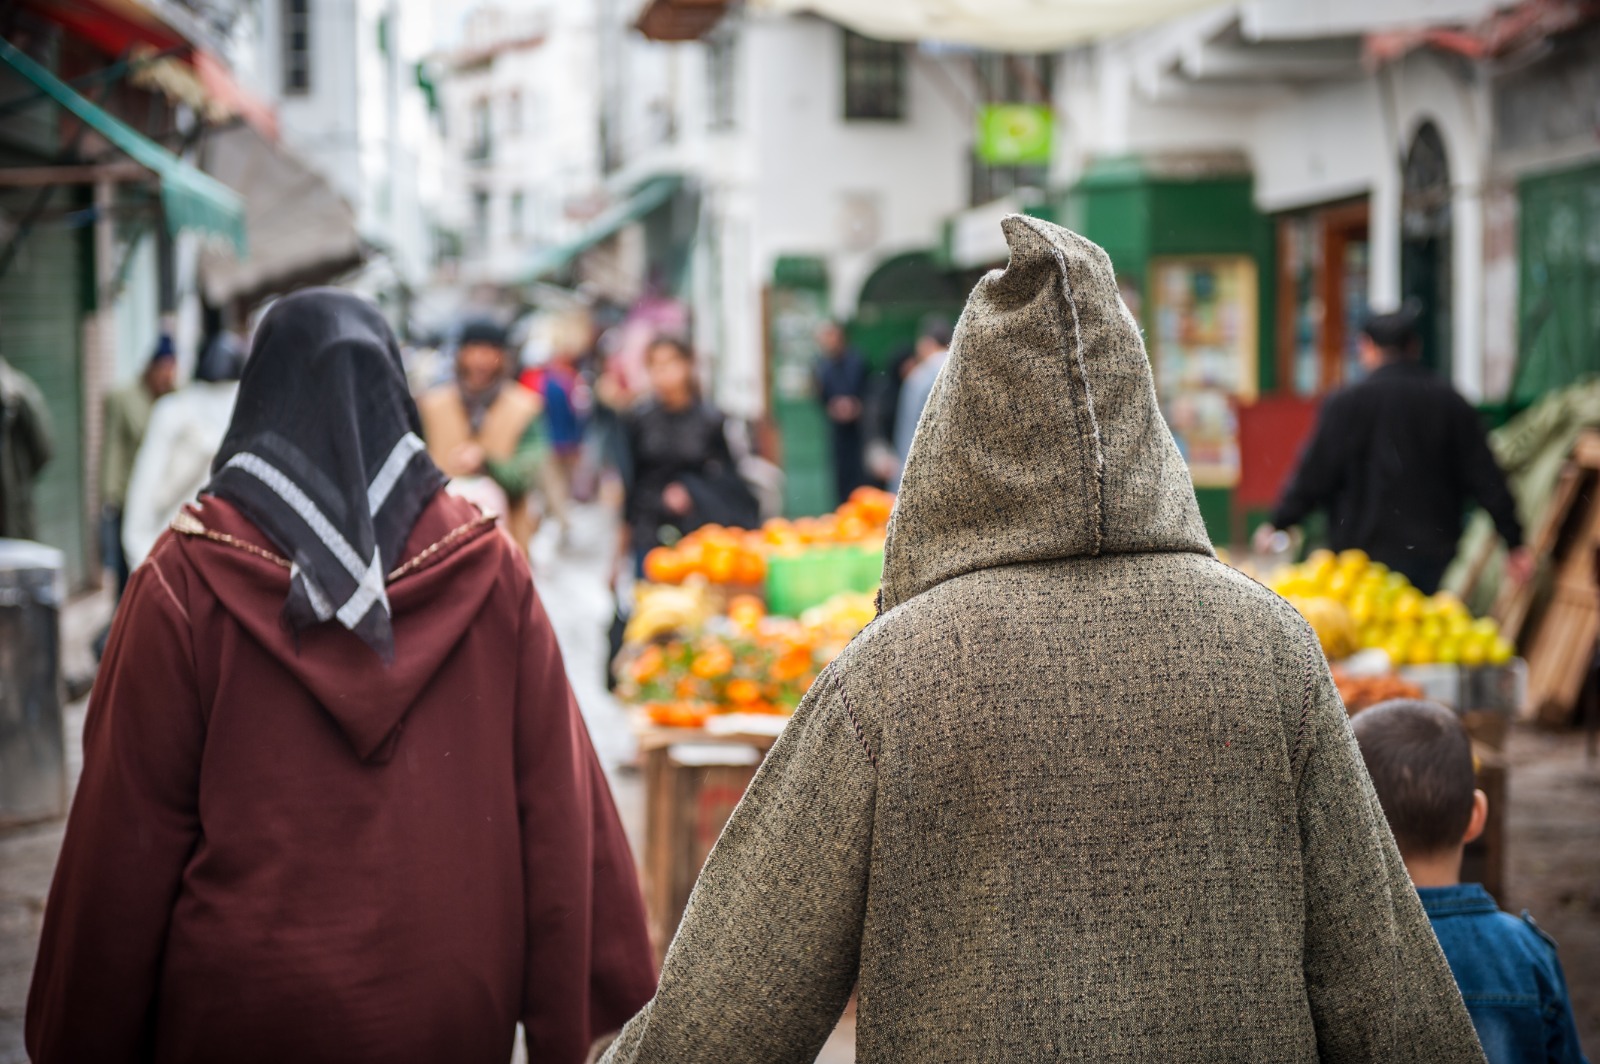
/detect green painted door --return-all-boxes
[1516,161,1600,404]
[768,280,833,517]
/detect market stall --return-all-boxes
[617,487,891,949]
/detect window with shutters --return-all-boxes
[706,30,738,130]
[842,30,904,121]
[282,0,311,95]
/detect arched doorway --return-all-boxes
[1401,122,1453,375]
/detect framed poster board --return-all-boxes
[1149,255,1259,488]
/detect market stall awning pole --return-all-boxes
[0,35,246,252]
[747,0,1230,52]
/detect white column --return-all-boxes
[1369,162,1402,311]
[1452,182,1485,400]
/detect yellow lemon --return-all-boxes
[1488,637,1515,666]
[1393,589,1425,624]
[1459,638,1488,668]
[1407,637,1436,666]
[1337,548,1370,571]
[1383,637,1412,668]
[1348,595,1376,627]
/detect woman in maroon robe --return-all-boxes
[26,289,655,1064]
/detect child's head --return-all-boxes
[1350,699,1487,886]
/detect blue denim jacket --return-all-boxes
[1420,884,1588,1064]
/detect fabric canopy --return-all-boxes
[0,35,246,251]
[199,125,362,306]
[524,175,681,281]
[748,0,1226,51]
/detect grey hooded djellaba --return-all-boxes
[602,217,1486,1063]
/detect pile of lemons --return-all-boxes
[1268,549,1515,667]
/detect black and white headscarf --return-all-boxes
[207,288,446,660]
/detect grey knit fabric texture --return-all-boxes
[603,216,1486,1063]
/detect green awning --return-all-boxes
[0,37,246,252]
[524,175,681,281]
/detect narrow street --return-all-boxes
[0,502,855,1064]
[1,505,1595,1060]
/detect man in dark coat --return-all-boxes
[1258,304,1530,593]
[815,321,868,505]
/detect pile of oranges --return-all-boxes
[643,486,895,587]
[625,595,828,728]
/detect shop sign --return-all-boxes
[976,104,1053,167]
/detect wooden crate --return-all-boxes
[635,715,778,962]
[1505,431,1600,725]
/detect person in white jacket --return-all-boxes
[121,333,245,570]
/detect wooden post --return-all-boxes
[79,178,117,588]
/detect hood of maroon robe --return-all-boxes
[179,489,499,763]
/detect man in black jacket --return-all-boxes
[1256,304,1531,594]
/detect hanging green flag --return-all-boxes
[976,104,1053,166]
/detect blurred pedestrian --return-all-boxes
[121,331,245,571]
[890,319,951,490]
[599,218,1482,1063]
[862,342,915,486]
[522,312,593,548]
[1255,303,1529,594]
[418,319,544,553]
[100,336,177,595]
[619,338,755,579]
[26,288,655,1064]
[0,343,53,540]
[816,320,868,504]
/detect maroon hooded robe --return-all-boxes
[27,491,656,1063]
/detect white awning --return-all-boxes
[748,0,1229,51]
[199,125,364,306]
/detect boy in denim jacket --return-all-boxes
[1353,699,1587,1064]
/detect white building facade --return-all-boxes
[252,0,441,297]
[433,2,607,289]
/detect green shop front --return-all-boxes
[1066,157,1276,547]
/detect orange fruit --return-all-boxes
[691,644,734,679]
[728,594,766,624]
[838,516,869,543]
[735,552,767,585]
[643,547,683,584]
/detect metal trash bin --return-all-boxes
[0,539,65,828]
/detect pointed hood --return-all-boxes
[880,216,1212,612]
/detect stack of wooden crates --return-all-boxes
[1497,431,1600,726]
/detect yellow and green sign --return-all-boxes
[976,104,1053,166]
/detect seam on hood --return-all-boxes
[172,506,499,584]
[1031,218,1108,557]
